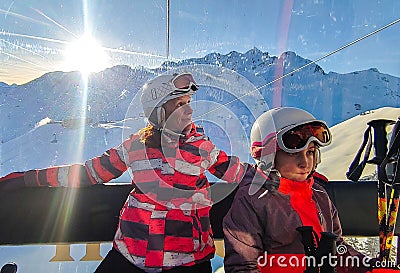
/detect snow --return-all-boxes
[319,107,400,180]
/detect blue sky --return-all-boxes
[0,0,399,84]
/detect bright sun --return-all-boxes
[62,35,110,75]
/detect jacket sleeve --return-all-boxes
[0,139,131,188]
[0,172,25,191]
[223,187,264,273]
[208,148,245,183]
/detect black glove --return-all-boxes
[0,172,26,191]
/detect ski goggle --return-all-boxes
[169,73,199,95]
[277,121,332,153]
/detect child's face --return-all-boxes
[274,142,317,181]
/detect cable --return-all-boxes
[195,17,400,119]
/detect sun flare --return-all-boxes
[62,35,110,75]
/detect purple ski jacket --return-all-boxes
[223,164,373,273]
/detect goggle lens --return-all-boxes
[172,73,199,93]
[282,122,331,150]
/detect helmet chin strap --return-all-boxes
[306,148,321,179]
[307,170,315,180]
[159,127,186,138]
[152,105,190,138]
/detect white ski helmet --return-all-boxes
[140,72,199,127]
[250,107,332,170]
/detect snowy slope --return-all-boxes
[319,107,400,180]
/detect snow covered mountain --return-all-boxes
[164,48,400,125]
[1,48,399,179]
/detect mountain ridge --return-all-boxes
[1,48,399,140]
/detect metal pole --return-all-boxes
[166,0,170,60]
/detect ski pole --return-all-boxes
[368,120,396,256]
[296,226,319,273]
[316,232,338,273]
[367,120,394,165]
[346,119,394,182]
[377,118,400,261]
[380,185,400,261]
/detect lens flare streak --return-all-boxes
[33,8,78,39]
[0,49,51,70]
[0,8,49,25]
[1,38,48,59]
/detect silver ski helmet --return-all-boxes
[250,107,331,169]
[140,73,199,127]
